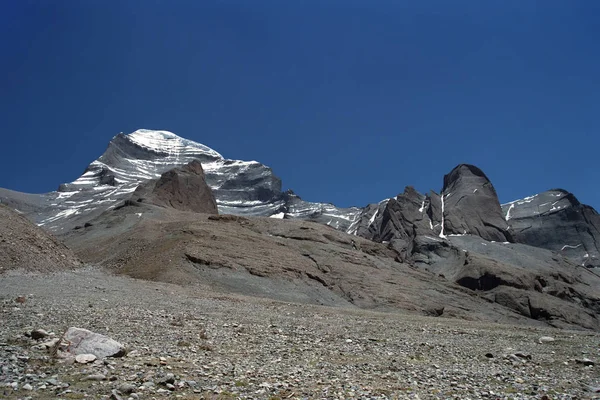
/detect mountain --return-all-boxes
[0,129,359,232]
[1,129,600,330]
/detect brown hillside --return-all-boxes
[0,204,81,273]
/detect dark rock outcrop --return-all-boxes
[441,164,511,242]
[131,160,218,214]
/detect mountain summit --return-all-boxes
[0,129,358,232]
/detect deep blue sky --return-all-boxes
[1,1,599,209]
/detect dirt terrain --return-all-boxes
[60,203,557,328]
[0,204,81,274]
[1,267,599,399]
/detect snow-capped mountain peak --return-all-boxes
[8,129,359,232]
[127,129,223,160]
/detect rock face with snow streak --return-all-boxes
[131,160,218,214]
[354,164,512,259]
[502,190,600,268]
[441,164,512,242]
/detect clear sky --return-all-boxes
[1,1,599,209]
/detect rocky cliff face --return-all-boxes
[441,164,511,242]
[502,189,600,268]
[342,164,600,330]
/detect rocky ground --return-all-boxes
[1,267,599,400]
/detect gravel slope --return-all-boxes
[1,267,599,399]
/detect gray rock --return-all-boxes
[82,373,106,381]
[538,336,555,344]
[75,353,97,364]
[110,389,124,400]
[158,373,175,385]
[117,383,137,394]
[64,327,126,358]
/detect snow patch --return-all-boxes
[561,244,582,251]
[439,193,446,239]
[269,212,285,219]
[505,203,515,221]
[368,210,379,226]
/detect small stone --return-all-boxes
[166,383,176,391]
[83,373,106,381]
[118,383,137,394]
[31,329,49,340]
[39,338,60,349]
[345,339,353,343]
[110,389,124,400]
[538,336,555,344]
[576,358,595,366]
[513,352,532,360]
[22,383,33,391]
[75,353,97,364]
[15,296,27,303]
[485,353,494,358]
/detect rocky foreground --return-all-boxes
[1,268,598,400]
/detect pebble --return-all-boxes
[118,383,137,394]
[75,353,97,364]
[538,336,555,344]
[83,373,107,381]
[576,358,595,366]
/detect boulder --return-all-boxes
[64,327,126,358]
